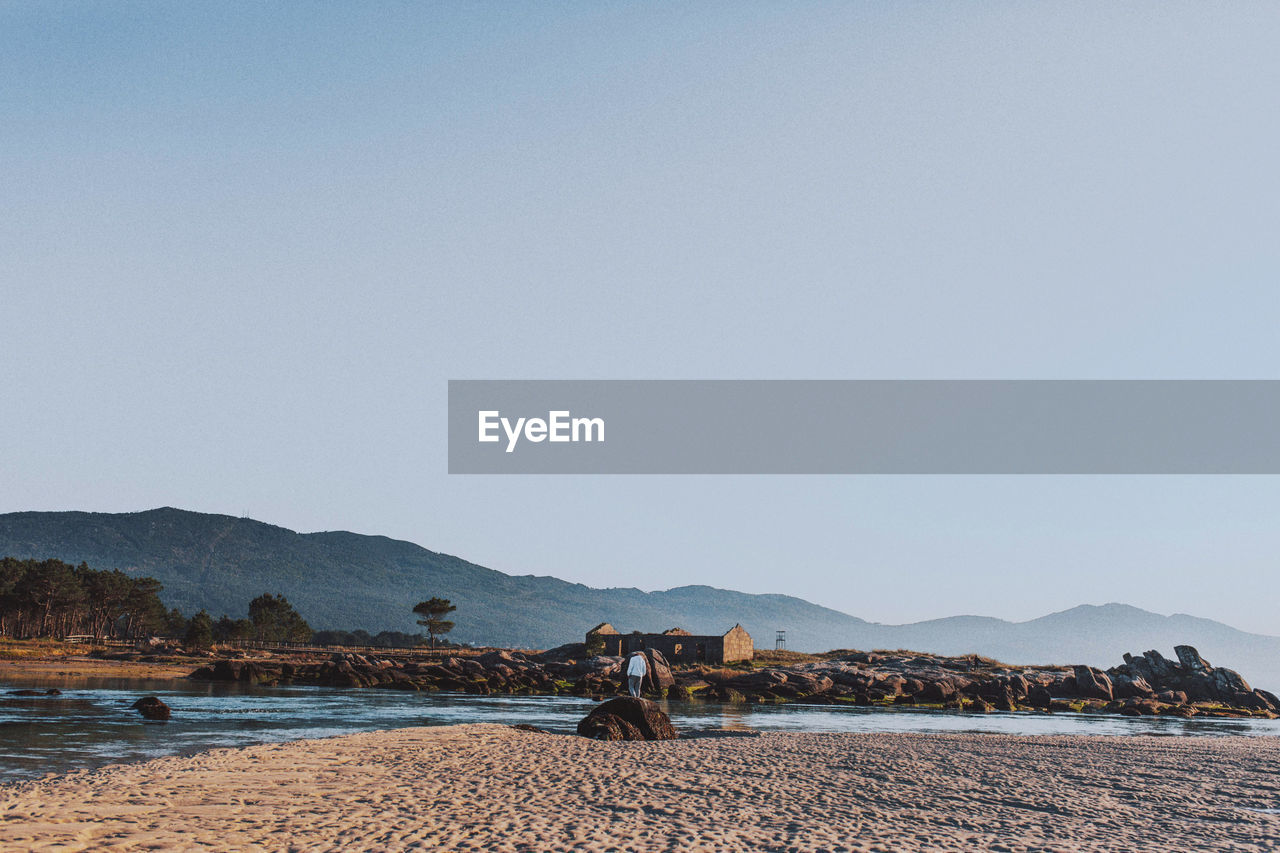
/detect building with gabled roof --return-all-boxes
[585,624,752,664]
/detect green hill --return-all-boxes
[2,507,1278,690]
[0,507,864,650]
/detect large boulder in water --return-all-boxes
[132,696,171,721]
[577,697,677,741]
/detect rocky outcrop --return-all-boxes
[1121,650,1179,683]
[132,696,171,721]
[1109,645,1268,711]
[185,642,1276,720]
[1072,666,1114,701]
[576,697,677,741]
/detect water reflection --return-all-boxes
[2,676,1277,783]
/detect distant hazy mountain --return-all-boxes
[2,507,1278,689]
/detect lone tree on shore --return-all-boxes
[412,597,456,650]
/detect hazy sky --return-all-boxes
[4,3,1280,635]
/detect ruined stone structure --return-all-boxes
[585,623,753,664]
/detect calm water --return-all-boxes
[3,676,1279,784]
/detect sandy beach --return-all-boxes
[3,724,1279,852]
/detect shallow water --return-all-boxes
[3,676,1277,783]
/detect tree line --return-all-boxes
[0,557,312,647]
[1,557,459,652]
[0,557,169,640]
[311,629,428,648]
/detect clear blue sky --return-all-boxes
[4,3,1280,634]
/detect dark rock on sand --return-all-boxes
[132,696,171,721]
[577,697,677,741]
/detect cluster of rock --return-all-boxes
[190,648,602,693]
[188,646,681,695]
[1105,646,1279,716]
[187,643,1278,720]
[697,645,1279,719]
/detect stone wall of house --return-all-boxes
[586,623,622,656]
[588,624,754,665]
[722,625,754,663]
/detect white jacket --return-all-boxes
[627,654,648,677]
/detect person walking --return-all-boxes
[626,650,648,698]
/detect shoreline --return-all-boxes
[4,724,1280,851]
[6,639,1278,721]
[0,656,196,682]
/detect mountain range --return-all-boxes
[2,507,1277,689]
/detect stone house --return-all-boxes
[585,623,753,664]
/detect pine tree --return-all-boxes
[412,597,456,650]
